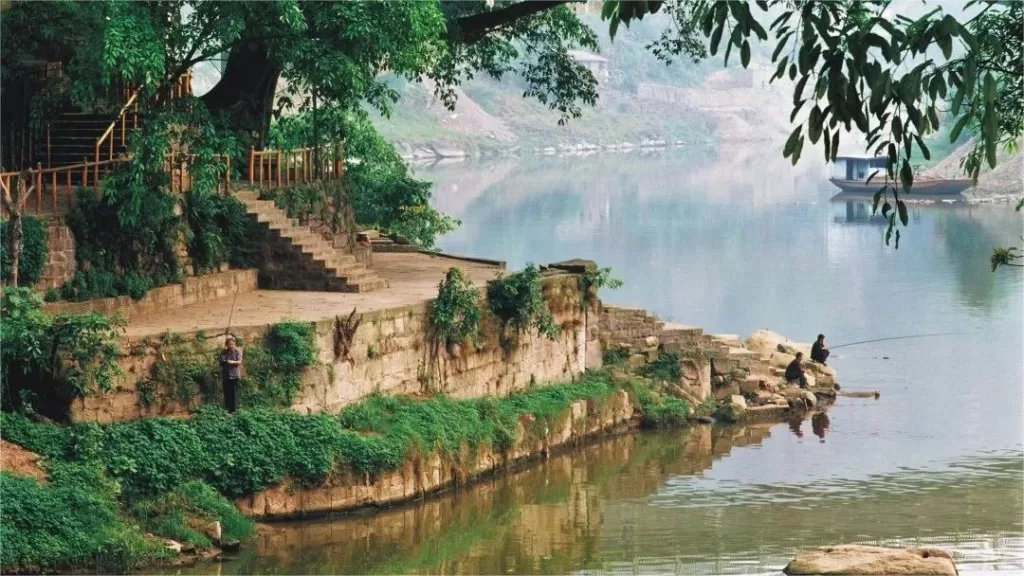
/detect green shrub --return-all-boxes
[122,272,151,300]
[579,265,623,309]
[641,351,683,382]
[0,216,49,285]
[44,287,60,302]
[238,321,318,407]
[131,480,255,547]
[0,463,167,573]
[185,191,255,273]
[429,267,482,350]
[1,288,123,415]
[621,379,691,429]
[602,346,630,366]
[486,264,560,347]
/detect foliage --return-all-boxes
[239,321,318,408]
[579,265,623,309]
[620,378,690,429]
[185,190,257,273]
[143,333,219,407]
[1,288,123,415]
[0,216,49,285]
[641,351,683,383]
[0,464,167,573]
[605,0,1023,246]
[130,481,255,547]
[602,346,630,367]
[485,264,560,347]
[430,267,483,350]
[990,246,1022,271]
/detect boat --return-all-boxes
[829,156,972,196]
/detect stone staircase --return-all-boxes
[236,189,388,293]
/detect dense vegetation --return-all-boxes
[0,371,687,572]
[0,216,47,285]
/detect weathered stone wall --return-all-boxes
[235,388,635,519]
[45,268,258,323]
[33,215,76,290]
[70,272,593,423]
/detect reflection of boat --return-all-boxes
[829,156,972,196]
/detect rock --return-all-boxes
[390,233,411,245]
[838,389,881,399]
[711,357,738,376]
[627,354,647,369]
[644,335,660,348]
[804,371,817,389]
[205,520,222,542]
[165,539,183,553]
[747,330,810,357]
[712,375,726,387]
[729,394,747,409]
[771,394,789,407]
[801,390,817,408]
[644,348,659,363]
[679,359,701,382]
[713,383,739,401]
[696,415,715,424]
[547,259,597,274]
[784,544,958,575]
[770,351,796,369]
[740,376,766,395]
[754,391,776,405]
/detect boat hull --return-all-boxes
[829,178,972,196]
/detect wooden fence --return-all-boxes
[1,144,344,217]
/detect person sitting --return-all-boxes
[785,352,809,389]
[811,334,830,365]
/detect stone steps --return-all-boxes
[235,189,388,293]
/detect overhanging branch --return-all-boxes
[452,1,575,43]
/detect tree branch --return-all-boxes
[452,1,575,43]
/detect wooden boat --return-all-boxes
[829,156,972,196]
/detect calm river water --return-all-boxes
[171,146,1023,575]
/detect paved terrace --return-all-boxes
[124,253,502,338]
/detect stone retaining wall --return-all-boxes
[34,215,76,290]
[236,388,635,519]
[70,272,599,423]
[45,268,258,323]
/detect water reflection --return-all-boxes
[160,425,1022,576]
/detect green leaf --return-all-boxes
[900,160,914,192]
[830,131,839,161]
[710,23,724,55]
[866,169,881,185]
[741,40,751,68]
[891,116,902,143]
[984,107,998,168]
[794,74,809,105]
[914,135,931,160]
[808,105,823,143]
[983,72,997,105]
[872,188,884,213]
[783,126,803,158]
[950,114,970,143]
[897,200,909,226]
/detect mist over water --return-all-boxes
[166,147,1023,575]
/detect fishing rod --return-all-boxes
[831,331,971,349]
[221,286,240,338]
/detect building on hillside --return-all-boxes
[569,50,609,81]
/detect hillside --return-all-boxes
[923,140,1023,200]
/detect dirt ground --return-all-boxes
[1,440,46,481]
[124,253,502,338]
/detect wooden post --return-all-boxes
[51,171,57,211]
[46,125,51,169]
[276,150,282,187]
[248,146,255,184]
[66,169,71,209]
[82,158,88,191]
[258,152,264,185]
[35,164,43,213]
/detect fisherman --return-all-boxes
[785,352,809,389]
[220,335,243,413]
[811,334,830,365]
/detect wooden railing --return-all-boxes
[0,158,128,216]
[247,145,344,188]
[1,142,344,217]
[93,71,193,183]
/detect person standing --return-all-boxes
[811,334,830,365]
[220,336,243,413]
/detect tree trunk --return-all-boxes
[1,170,30,287]
[200,42,281,149]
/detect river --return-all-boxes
[170,146,1023,575]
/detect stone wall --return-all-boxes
[235,388,635,519]
[45,268,258,323]
[33,215,76,290]
[69,272,598,423]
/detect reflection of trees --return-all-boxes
[169,426,1022,575]
[932,205,1023,312]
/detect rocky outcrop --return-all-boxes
[0,440,45,482]
[784,544,959,575]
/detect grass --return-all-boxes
[0,371,689,573]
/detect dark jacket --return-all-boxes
[785,358,804,382]
[811,341,829,363]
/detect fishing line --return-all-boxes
[830,331,972,349]
[222,285,240,338]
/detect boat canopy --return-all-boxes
[832,156,887,180]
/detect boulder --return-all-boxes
[165,539,183,553]
[711,356,738,376]
[205,520,222,542]
[729,395,747,410]
[770,351,796,369]
[784,544,958,575]
[747,330,811,357]
[740,376,766,395]
[627,354,647,369]
[714,382,740,401]
[644,335,660,348]
[770,394,790,407]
